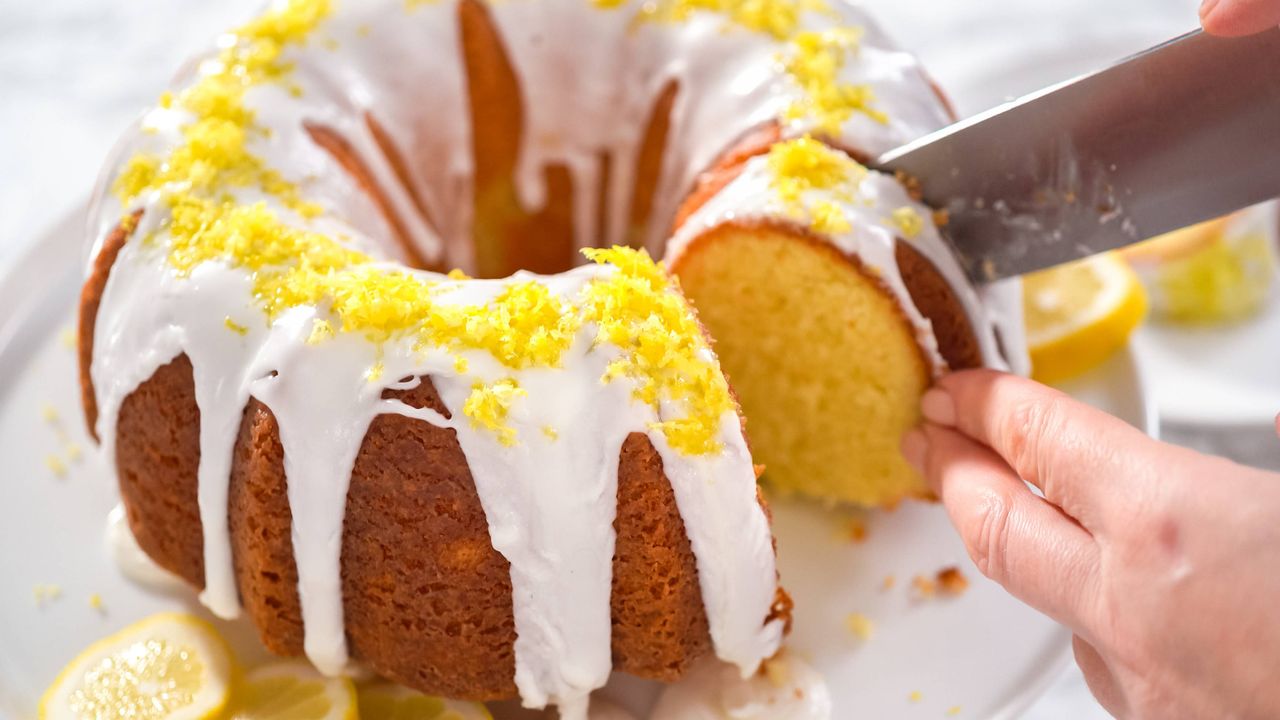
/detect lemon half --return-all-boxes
[40,613,233,720]
[1022,253,1147,383]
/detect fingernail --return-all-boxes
[901,428,929,474]
[1200,0,1220,19]
[921,388,956,427]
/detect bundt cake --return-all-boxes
[77,0,1026,715]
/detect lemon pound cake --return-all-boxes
[78,0,1024,715]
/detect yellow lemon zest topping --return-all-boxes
[766,136,867,233]
[464,379,526,446]
[890,206,924,239]
[782,27,886,135]
[582,247,734,455]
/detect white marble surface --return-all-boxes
[0,0,1212,717]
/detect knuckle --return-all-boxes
[1002,393,1069,481]
[969,486,1015,581]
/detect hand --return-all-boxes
[902,370,1280,719]
[1201,0,1280,36]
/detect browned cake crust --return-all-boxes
[77,216,773,699]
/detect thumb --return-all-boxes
[1201,0,1280,36]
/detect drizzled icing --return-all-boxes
[83,0,1024,716]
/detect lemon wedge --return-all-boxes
[356,683,491,720]
[40,613,233,720]
[227,662,357,720]
[1022,253,1148,383]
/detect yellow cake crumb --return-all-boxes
[60,328,77,349]
[446,268,471,280]
[453,355,469,374]
[88,593,104,611]
[937,566,969,596]
[911,574,937,599]
[840,515,868,543]
[542,426,559,441]
[365,361,385,383]
[845,612,874,641]
[41,405,59,423]
[45,455,67,477]
[881,574,896,591]
[762,655,792,687]
[33,584,63,608]
[909,690,923,703]
[946,705,962,716]
[66,443,83,463]
[308,319,335,345]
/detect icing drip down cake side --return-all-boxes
[77,0,1028,716]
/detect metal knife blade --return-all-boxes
[877,27,1280,283]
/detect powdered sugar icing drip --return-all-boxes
[83,0,1023,716]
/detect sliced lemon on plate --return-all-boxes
[356,683,492,720]
[40,612,233,720]
[227,661,357,720]
[1022,252,1148,383]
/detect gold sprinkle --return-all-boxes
[845,612,874,641]
[881,574,896,591]
[842,515,868,543]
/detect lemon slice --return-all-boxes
[1022,253,1148,383]
[40,612,233,720]
[356,683,491,720]
[227,662,357,720]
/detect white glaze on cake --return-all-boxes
[83,0,1025,717]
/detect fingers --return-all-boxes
[1074,635,1129,719]
[1201,0,1280,37]
[921,369,1152,530]
[907,423,1101,628]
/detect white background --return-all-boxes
[0,0,1203,716]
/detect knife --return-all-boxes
[877,27,1280,283]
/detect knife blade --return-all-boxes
[877,27,1280,283]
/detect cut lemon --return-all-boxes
[227,662,357,720]
[40,612,233,720]
[1022,253,1147,383]
[356,683,491,720]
